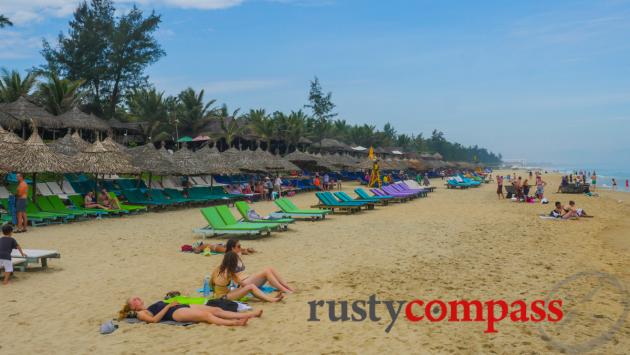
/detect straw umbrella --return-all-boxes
[195,145,240,175]
[221,148,261,172]
[48,131,90,156]
[0,97,63,135]
[127,144,177,176]
[1,130,73,202]
[171,147,208,176]
[73,140,139,193]
[56,107,110,137]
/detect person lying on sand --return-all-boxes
[193,239,256,255]
[211,251,290,302]
[564,200,592,218]
[118,296,261,326]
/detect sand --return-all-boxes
[2,171,630,354]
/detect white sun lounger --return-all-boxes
[191,176,209,186]
[0,186,10,199]
[62,180,77,195]
[12,249,61,269]
[36,183,54,196]
[46,182,68,198]
[162,177,183,190]
[0,258,27,272]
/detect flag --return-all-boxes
[369,146,374,160]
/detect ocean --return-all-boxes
[553,167,630,192]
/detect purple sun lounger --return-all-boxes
[372,188,411,202]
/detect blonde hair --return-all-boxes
[117,301,136,321]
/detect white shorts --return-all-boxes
[0,259,13,273]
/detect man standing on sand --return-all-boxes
[496,175,504,199]
[15,174,28,233]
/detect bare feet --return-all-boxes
[253,309,263,318]
[274,292,285,302]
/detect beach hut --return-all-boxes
[56,107,110,138]
[0,97,63,136]
[0,130,74,202]
[48,131,90,156]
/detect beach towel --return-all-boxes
[124,318,193,326]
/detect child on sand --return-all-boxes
[1,224,26,285]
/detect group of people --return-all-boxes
[548,200,591,219]
[84,189,120,210]
[497,172,547,201]
[119,239,294,326]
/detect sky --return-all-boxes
[1,0,630,169]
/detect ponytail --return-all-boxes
[117,302,136,321]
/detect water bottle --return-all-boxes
[203,275,211,298]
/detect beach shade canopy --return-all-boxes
[0,125,24,154]
[73,140,139,174]
[220,148,264,172]
[48,131,90,156]
[56,107,110,132]
[127,144,177,175]
[192,135,210,142]
[171,147,208,176]
[256,149,300,172]
[284,150,317,163]
[316,138,352,152]
[0,110,21,130]
[297,136,313,145]
[177,136,194,143]
[0,130,73,173]
[101,136,129,155]
[195,145,240,175]
[0,96,63,129]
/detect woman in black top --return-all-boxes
[118,296,262,326]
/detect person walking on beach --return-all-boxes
[612,178,617,191]
[496,175,504,199]
[1,224,27,285]
[591,171,597,191]
[15,174,28,233]
[536,177,547,200]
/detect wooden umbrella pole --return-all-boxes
[148,172,152,188]
[32,172,37,203]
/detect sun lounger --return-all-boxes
[36,183,54,196]
[47,195,107,217]
[68,194,128,215]
[312,192,362,213]
[12,249,60,268]
[121,189,165,207]
[215,205,282,230]
[46,182,68,198]
[163,189,206,204]
[372,188,411,202]
[234,201,294,227]
[107,192,147,213]
[35,196,89,220]
[335,191,386,206]
[61,180,77,194]
[271,198,329,220]
[193,207,275,238]
[147,189,185,206]
[0,186,11,199]
[355,188,397,202]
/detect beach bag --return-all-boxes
[206,298,238,312]
[181,245,193,252]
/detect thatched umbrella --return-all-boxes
[0,110,21,130]
[73,140,139,193]
[0,130,73,202]
[171,147,208,176]
[101,136,129,155]
[0,96,62,133]
[221,148,262,172]
[127,144,177,176]
[57,107,110,134]
[284,150,317,163]
[257,149,299,172]
[0,125,23,159]
[48,131,90,156]
[194,145,240,175]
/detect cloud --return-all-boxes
[0,30,43,59]
[0,0,245,25]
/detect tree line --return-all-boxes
[0,1,502,164]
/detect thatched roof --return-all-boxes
[0,96,62,129]
[220,148,265,172]
[73,140,139,174]
[0,110,20,130]
[48,131,90,156]
[127,144,177,175]
[101,136,128,154]
[317,138,352,151]
[57,107,110,131]
[0,131,73,173]
[194,145,239,175]
[171,147,208,176]
[108,118,147,133]
[432,152,443,160]
[298,136,313,145]
[256,149,300,172]
[284,150,317,162]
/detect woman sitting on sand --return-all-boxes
[117,296,261,326]
[192,239,256,254]
[564,200,592,218]
[226,241,294,293]
[212,251,286,302]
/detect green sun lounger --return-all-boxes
[108,192,147,213]
[193,206,275,238]
[163,189,206,204]
[147,189,184,206]
[313,192,363,213]
[335,191,386,206]
[35,196,88,220]
[215,205,282,230]
[68,195,128,215]
[47,195,107,217]
[234,201,294,225]
[271,198,329,220]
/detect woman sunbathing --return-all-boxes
[211,251,288,302]
[84,191,108,209]
[98,189,119,209]
[118,295,262,326]
[193,239,256,255]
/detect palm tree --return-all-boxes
[285,110,307,147]
[126,87,172,141]
[175,88,216,136]
[0,68,39,103]
[213,104,243,146]
[0,15,12,28]
[36,72,84,115]
[246,109,274,150]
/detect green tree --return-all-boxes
[0,69,39,103]
[35,72,85,115]
[41,0,164,118]
[214,104,243,146]
[304,77,337,146]
[0,15,13,28]
[125,87,171,141]
[246,109,274,149]
[175,88,215,136]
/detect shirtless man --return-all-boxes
[15,174,28,233]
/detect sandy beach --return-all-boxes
[2,171,629,354]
